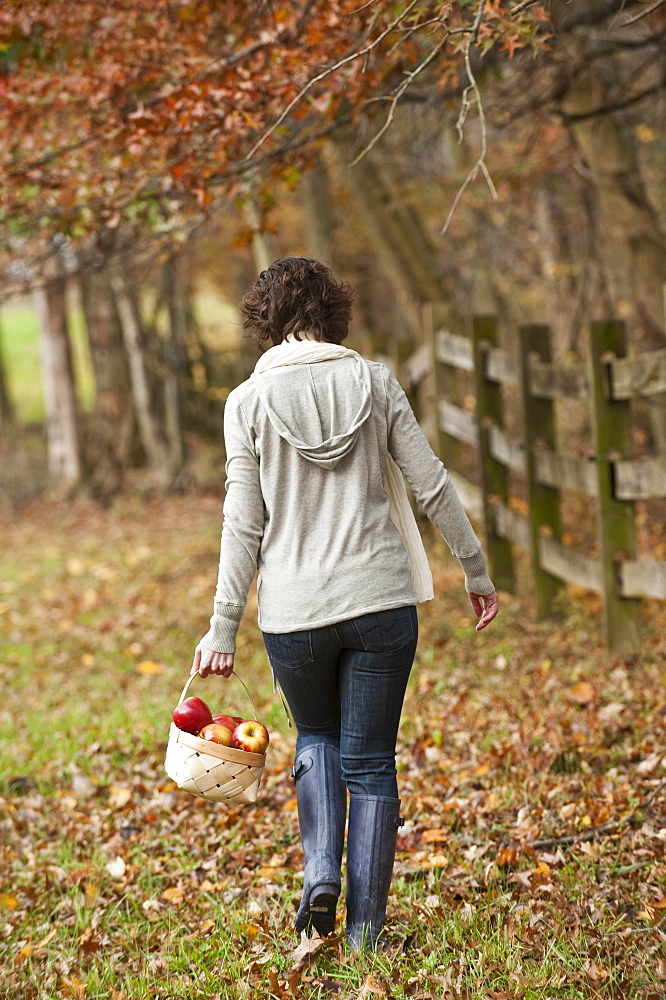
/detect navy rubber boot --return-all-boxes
[292,743,347,936]
[345,794,403,950]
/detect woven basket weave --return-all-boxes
[164,672,266,805]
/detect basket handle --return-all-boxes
[177,670,258,722]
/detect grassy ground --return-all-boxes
[1,494,665,1000]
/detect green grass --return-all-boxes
[1,297,95,423]
[1,301,44,423]
[0,288,240,429]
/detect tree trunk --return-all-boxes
[303,161,335,264]
[532,188,572,354]
[0,312,15,427]
[109,260,170,486]
[243,196,280,273]
[79,260,136,497]
[560,52,666,451]
[564,79,666,345]
[163,253,189,482]
[242,195,278,382]
[327,141,445,340]
[32,264,82,488]
[327,140,448,431]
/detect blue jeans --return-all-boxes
[262,605,418,798]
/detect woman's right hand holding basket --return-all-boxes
[191,644,235,678]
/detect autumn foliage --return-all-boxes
[0,0,549,253]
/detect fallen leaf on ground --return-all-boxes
[308,977,345,994]
[108,785,132,807]
[421,828,449,843]
[509,869,533,888]
[289,931,333,971]
[358,973,391,998]
[105,856,126,879]
[162,886,185,904]
[568,681,596,704]
[136,659,164,676]
[78,928,102,954]
[59,974,86,999]
[14,943,34,965]
[185,918,216,938]
[83,882,99,907]
[35,928,57,948]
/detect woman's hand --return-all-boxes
[469,590,499,631]
[191,643,235,678]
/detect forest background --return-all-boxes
[1,2,665,999]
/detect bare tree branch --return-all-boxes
[387,15,448,55]
[350,0,381,13]
[620,0,665,24]
[560,82,664,122]
[349,31,451,166]
[243,0,423,161]
[609,0,631,30]
[510,0,543,15]
[441,0,498,234]
[531,777,666,850]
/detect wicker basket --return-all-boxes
[164,672,266,805]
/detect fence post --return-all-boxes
[518,325,564,618]
[471,316,514,593]
[587,321,641,653]
[423,302,461,470]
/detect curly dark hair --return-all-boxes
[240,256,354,348]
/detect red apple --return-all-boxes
[231,720,269,754]
[212,714,244,731]
[172,696,213,735]
[199,723,233,746]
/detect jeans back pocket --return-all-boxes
[262,630,314,669]
[352,606,415,652]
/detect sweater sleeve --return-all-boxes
[198,391,265,654]
[384,368,495,596]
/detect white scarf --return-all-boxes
[254,334,434,603]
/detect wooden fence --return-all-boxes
[401,304,666,654]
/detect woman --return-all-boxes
[192,256,498,950]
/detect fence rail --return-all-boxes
[408,307,666,653]
[611,349,666,398]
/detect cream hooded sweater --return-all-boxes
[200,355,494,654]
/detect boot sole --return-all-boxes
[296,886,339,936]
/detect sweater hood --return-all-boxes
[250,354,372,469]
